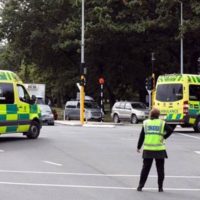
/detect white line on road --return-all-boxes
[0,181,199,191]
[194,151,200,154]
[83,124,115,128]
[0,149,5,153]
[43,161,63,166]
[0,169,199,179]
[178,133,200,140]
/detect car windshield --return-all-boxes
[156,84,183,102]
[85,102,99,109]
[131,103,147,109]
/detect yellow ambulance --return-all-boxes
[154,74,200,132]
[0,70,42,138]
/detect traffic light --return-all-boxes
[145,78,148,88]
[145,77,153,91]
[80,76,86,86]
[148,77,153,90]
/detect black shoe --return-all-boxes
[137,187,142,192]
[158,188,164,192]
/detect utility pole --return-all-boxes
[180,1,183,74]
[151,52,155,75]
[160,0,184,73]
[151,52,156,89]
[151,52,156,109]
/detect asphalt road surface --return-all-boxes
[0,124,199,200]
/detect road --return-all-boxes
[0,124,199,200]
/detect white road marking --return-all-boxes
[0,170,199,179]
[0,170,199,191]
[0,149,5,153]
[43,161,63,166]
[83,124,115,128]
[194,151,200,155]
[144,188,200,191]
[178,133,200,140]
[0,181,199,191]
[55,121,81,126]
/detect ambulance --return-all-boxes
[154,74,200,132]
[0,70,42,138]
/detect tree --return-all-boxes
[1,0,200,108]
[0,0,81,106]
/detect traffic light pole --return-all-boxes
[80,75,85,124]
[151,53,156,110]
[100,84,103,122]
[147,90,152,110]
[99,77,105,122]
[145,76,153,110]
[80,0,85,125]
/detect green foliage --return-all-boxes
[0,0,80,106]
[1,0,200,107]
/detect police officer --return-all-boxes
[137,107,173,192]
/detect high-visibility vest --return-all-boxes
[143,119,166,151]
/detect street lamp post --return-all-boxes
[179,1,183,74]
[149,52,156,110]
[151,52,156,89]
[160,0,184,73]
[161,0,184,73]
[151,52,155,75]
[81,0,85,66]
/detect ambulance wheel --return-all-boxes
[193,118,200,133]
[26,121,40,139]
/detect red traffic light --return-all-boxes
[99,77,105,85]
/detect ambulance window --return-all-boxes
[0,83,14,104]
[189,85,200,101]
[17,85,30,103]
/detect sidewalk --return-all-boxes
[55,120,117,128]
[55,120,142,127]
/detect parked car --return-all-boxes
[38,104,55,125]
[111,101,149,124]
[64,100,103,121]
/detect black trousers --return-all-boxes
[138,158,165,189]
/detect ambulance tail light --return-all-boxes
[183,101,189,115]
